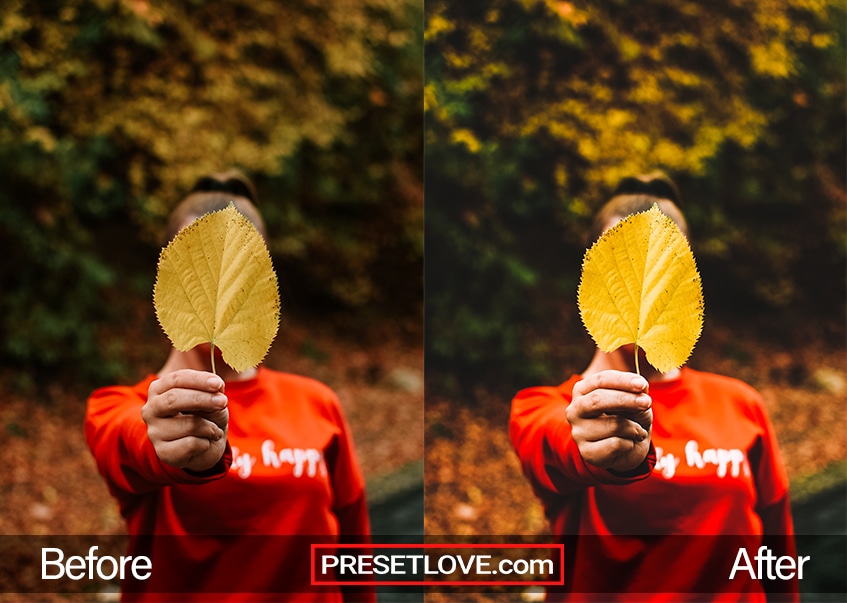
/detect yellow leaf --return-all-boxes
[153,204,280,373]
[577,205,703,373]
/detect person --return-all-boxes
[509,173,797,602]
[85,170,374,602]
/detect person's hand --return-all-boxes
[142,369,229,472]
[567,370,652,473]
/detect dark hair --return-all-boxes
[189,169,259,205]
[590,172,687,243]
[165,170,265,243]
[610,173,680,205]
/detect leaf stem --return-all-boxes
[634,344,641,376]
[210,342,217,375]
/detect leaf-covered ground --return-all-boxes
[2,309,844,602]
[424,321,846,601]
[0,312,422,601]
[1,319,423,536]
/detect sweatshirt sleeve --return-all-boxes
[322,393,376,603]
[84,380,231,505]
[747,394,798,602]
[509,383,655,500]
[746,394,793,533]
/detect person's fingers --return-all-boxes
[145,385,228,418]
[574,389,652,419]
[154,437,218,469]
[571,371,651,421]
[149,369,225,398]
[573,370,649,398]
[572,414,650,443]
[577,437,644,470]
[146,413,226,444]
[192,407,229,431]
[628,407,653,431]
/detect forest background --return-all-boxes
[424,0,846,599]
[0,0,426,575]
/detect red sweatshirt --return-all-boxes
[86,366,374,602]
[510,368,797,602]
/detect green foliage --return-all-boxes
[425,0,845,392]
[0,0,422,387]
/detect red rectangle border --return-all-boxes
[311,543,564,586]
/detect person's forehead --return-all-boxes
[603,215,624,233]
[177,212,203,232]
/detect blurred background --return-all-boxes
[1,0,845,599]
[424,0,845,599]
[0,0,424,566]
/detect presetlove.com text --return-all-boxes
[312,544,563,586]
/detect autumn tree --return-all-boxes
[425,0,845,390]
[0,0,422,384]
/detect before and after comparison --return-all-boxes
[0,1,845,602]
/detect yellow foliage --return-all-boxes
[24,126,57,152]
[554,164,568,187]
[578,205,704,373]
[750,41,795,78]
[153,205,280,373]
[445,51,474,70]
[423,83,438,111]
[469,28,492,53]
[811,32,833,48]
[2,0,420,241]
[425,0,837,209]
[425,13,455,41]
[451,129,482,153]
[617,36,641,62]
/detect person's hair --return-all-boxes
[165,170,266,243]
[590,171,688,243]
[189,168,259,204]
